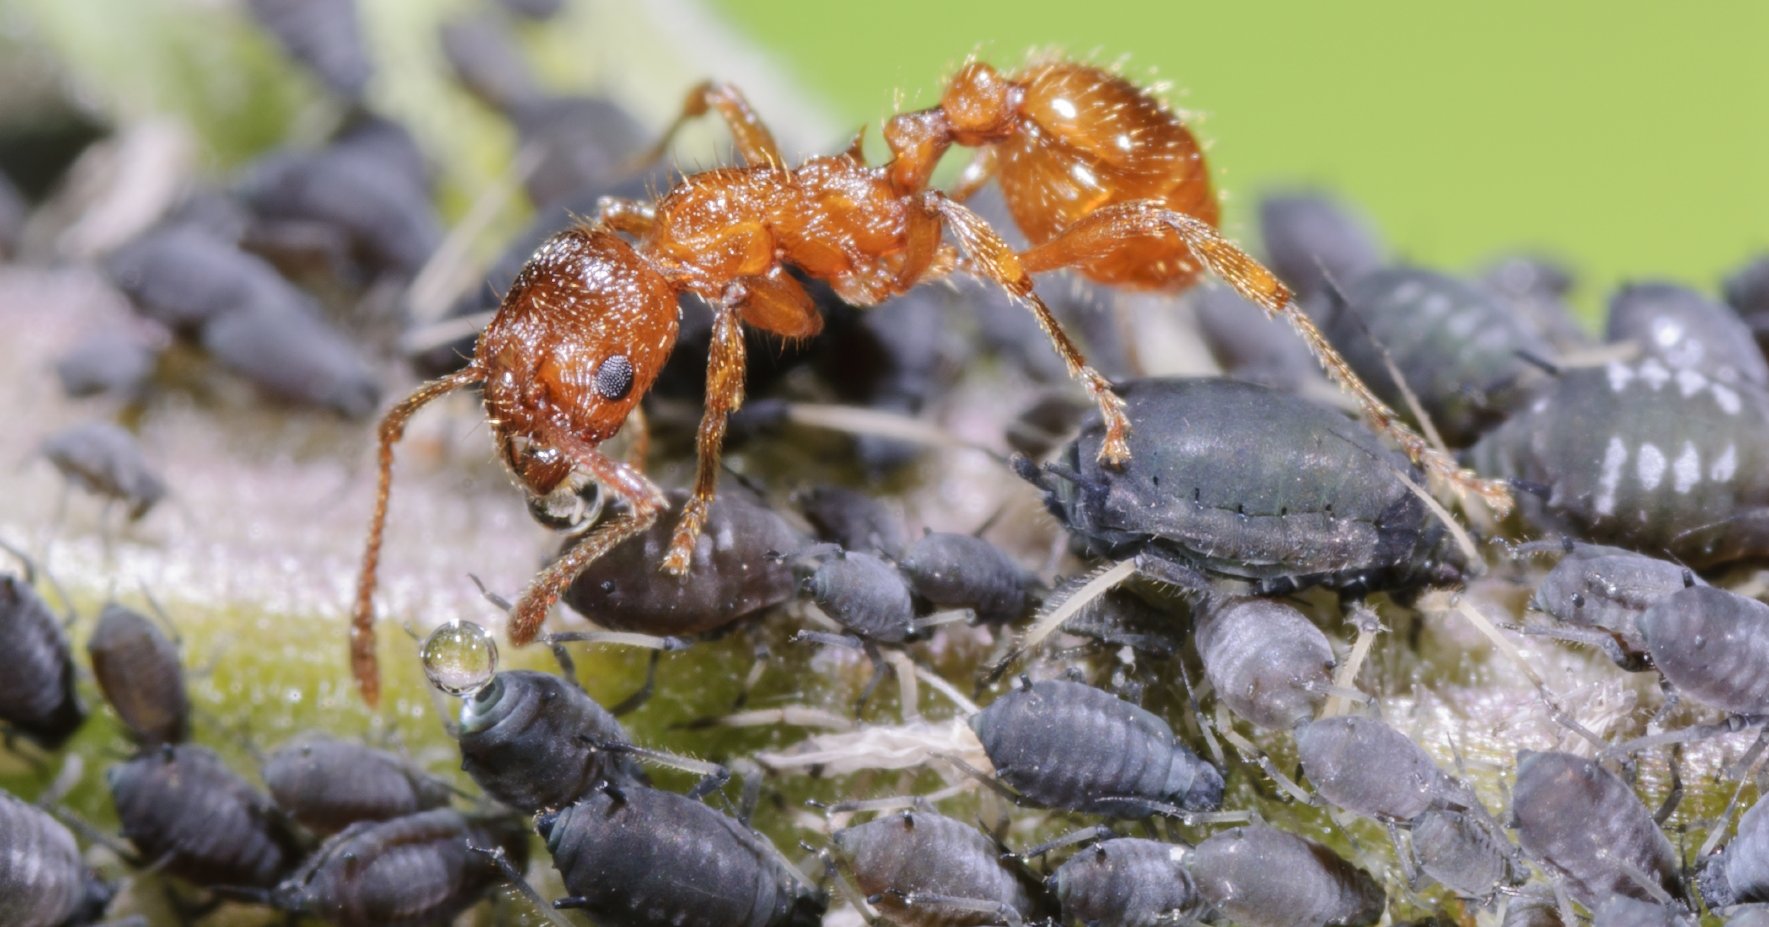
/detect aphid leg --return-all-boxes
[1700,729,1769,857]
[663,303,747,574]
[603,649,664,717]
[634,80,783,169]
[928,193,1131,466]
[871,888,1025,927]
[1018,825,1115,861]
[581,735,732,799]
[1652,745,1683,825]
[352,367,484,706]
[986,557,1139,684]
[1019,200,1514,515]
[507,432,668,645]
[467,843,576,927]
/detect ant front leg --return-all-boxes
[596,198,656,238]
[1018,199,1513,515]
[927,193,1131,466]
[507,429,668,645]
[663,301,749,574]
[637,81,783,169]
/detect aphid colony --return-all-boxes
[9,2,1769,925]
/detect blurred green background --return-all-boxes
[712,0,1769,315]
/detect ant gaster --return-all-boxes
[351,56,1510,704]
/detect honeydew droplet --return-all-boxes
[421,620,497,697]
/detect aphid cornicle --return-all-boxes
[349,56,1504,703]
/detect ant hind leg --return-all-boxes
[637,81,783,169]
[1018,199,1513,515]
[927,194,1131,466]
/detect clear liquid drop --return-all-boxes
[421,620,498,697]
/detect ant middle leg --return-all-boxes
[1018,199,1513,514]
[927,194,1130,465]
[637,80,783,169]
[663,302,749,573]
[508,429,668,645]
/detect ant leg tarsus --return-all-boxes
[637,80,783,169]
[928,194,1130,466]
[663,303,748,574]
[352,367,485,707]
[508,432,667,645]
[1018,199,1513,515]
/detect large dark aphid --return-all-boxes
[1725,253,1769,355]
[262,733,452,836]
[1022,377,1469,596]
[1605,281,1769,386]
[898,532,1038,626]
[107,743,300,889]
[832,808,1052,927]
[1185,823,1385,927]
[1195,595,1334,730]
[1701,794,1769,908]
[40,422,166,521]
[541,783,826,927]
[1510,751,1683,908]
[969,679,1223,816]
[1048,836,1201,927]
[456,670,645,813]
[1637,585,1769,715]
[87,602,189,746]
[270,808,525,927]
[0,789,111,927]
[1323,266,1553,445]
[1469,359,1769,567]
[0,573,85,749]
[560,488,807,637]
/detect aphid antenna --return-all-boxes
[1210,707,1313,806]
[575,735,731,800]
[1700,728,1769,858]
[1174,656,1225,769]
[466,841,577,927]
[681,705,855,732]
[991,557,1140,681]
[1013,825,1117,862]
[913,661,981,716]
[1325,427,1480,569]
[1512,348,1562,377]
[1601,717,1765,765]
[872,887,1029,927]
[1651,744,1684,827]
[1320,602,1382,719]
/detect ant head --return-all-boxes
[942,60,1019,145]
[478,228,680,497]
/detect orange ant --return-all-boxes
[350,56,1510,705]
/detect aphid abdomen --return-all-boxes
[0,790,89,927]
[1186,824,1385,927]
[0,575,85,749]
[1511,751,1683,908]
[1049,837,1201,927]
[1638,586,1769,715]
[833,809,1049,927]
[1195,596,1334,730]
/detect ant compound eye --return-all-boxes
[594,355,635,401]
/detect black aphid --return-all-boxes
[1185,823,1385,927]
[87,602,189,746]
[832,808,1053,927]
[541,782,826,927]
[969,678,1223,817]
[107,743,300,889]
[262,733,452,836]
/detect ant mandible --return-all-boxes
[350,56,1511,704]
